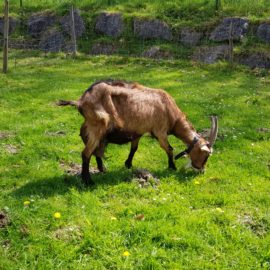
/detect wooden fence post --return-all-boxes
[70,6,77,57]
[228,21,234,63]
[3,0,9,73]
[215,0,221,11]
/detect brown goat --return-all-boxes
[59,80,218,185]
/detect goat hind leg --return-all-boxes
[81,150,94,186]
[81,129,105,185]
[80,123,95,185]
[94,140,107,172]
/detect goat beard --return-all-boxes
[185,160,192,170]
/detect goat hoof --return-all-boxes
[81,174,95,186]
[98,166,106,173]
[169,165,177,171]
[125,161,132,169]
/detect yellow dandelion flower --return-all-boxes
[54,212,61,219]
[216,208,224,213]
[111,216,117,220]
[194,180,200,185]
[23,200,30,206]
[123,251,130,257]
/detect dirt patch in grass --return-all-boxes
[257,127,270,133]
[19,225,30,238]
[238,214,269,237]
[0,211,10,228]
[0,131,14,140]
[52,225,83,241]
[4,144,19,154]
[60,160,99,176]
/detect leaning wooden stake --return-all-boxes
[70,6,77,57]
[3,0,9,74]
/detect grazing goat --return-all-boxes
[59,80,218,186]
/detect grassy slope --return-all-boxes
[7,0,270,58]
[9,0,270,23]
[0,52,270,269]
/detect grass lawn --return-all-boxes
[0,51,270,269]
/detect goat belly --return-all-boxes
[106,129,140,144]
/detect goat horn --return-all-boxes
[208,116,218,147]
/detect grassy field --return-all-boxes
[0,52,270,269]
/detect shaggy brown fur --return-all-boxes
[59,80,217,185]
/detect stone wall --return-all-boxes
[1,11,270,68]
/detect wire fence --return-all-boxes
[0,2,236,71]
[1,3,192,72]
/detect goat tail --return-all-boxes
[56,100,78,107]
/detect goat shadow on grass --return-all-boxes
[152,167,198,182]
[11,168,136,199]
[11,167,197,199]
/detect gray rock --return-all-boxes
[142,46,172,59]
[95,12,123,37]
[91,42,117,55]
[180,28,203,46]
[238,52,270,69]
[256,23,270,43]
[28,12,57,38]
[39,28,65,52]
[61,9,85,38]
[210,17,248,42]
[0,17,18,35]
[193,45,230,64]
[134,18,172,41]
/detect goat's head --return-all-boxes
[175,116,218,172]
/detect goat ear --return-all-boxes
[200,145,211,153]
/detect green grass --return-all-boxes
[9,0,270,26]
[7,0,270,59]
[0,51,270,269]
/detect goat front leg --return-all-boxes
[95,157,104,172]
[94,139,107,172]
[125,136,141,169]
[156,134,176,170]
